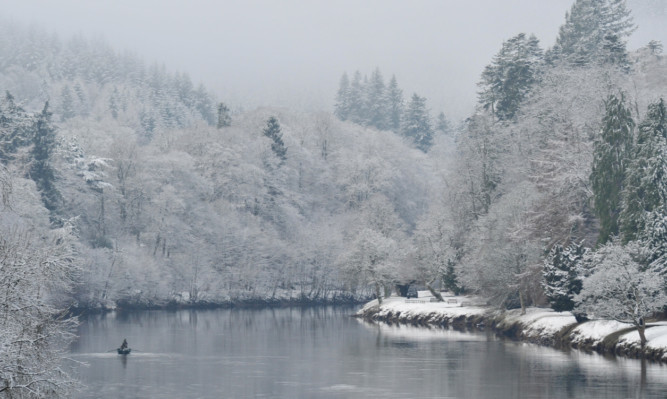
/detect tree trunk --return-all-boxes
[426,279,444,302]
[519,290,526,315]
[637,323,647,349]
[375,283,383,305]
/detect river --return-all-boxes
[70,306,667,398]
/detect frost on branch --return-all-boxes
[575,241,667,347]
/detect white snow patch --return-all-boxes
[570,320,632,345]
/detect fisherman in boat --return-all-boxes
[120,338,128,350]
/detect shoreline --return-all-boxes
[354,296,667,363]
[68,295,368,317]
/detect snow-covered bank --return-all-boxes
[355,295,667,362]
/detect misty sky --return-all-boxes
[1,0,665,120]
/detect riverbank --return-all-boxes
[354,295,667,363]
[71,290,370,316]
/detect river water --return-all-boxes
[71,306,667,398]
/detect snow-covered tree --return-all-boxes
[334,72,351,121]
[576,241,667,347]
[364,67,388,130]
[401,93,433,152]
[478,33,543,121]
[542,242,585,312]
[29,101,64,223]
[548,0,635,67]
[620,98,667,242]
[435,112,451,136]
[263,116,287,164]
[386,75,403,132]
[216,102,232,128]
[347,71,366,125]
[591,93,634,244]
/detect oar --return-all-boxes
[106,348,118,352]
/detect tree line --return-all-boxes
[333,68,451,152]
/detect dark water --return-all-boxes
[71,307,667,398]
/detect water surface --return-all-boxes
[71,307,667,398]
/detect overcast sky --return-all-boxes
[1,0,665,120]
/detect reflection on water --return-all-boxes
[71,307,667,398]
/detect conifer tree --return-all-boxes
[402,93,433,152]
[478,33,543,121]
[30,101,63,219]
[542,243,585,312]
[263,116,287,164]
[386,75,404,132]
[436,112,451,135]
[109,87,120,119]
[334,72,351,121]
[216,102,232,128]
[0,91,32,163]
[364,67,388,130]
[548,0,635,67]
[348,71,366,125]
[620,99,667,242]
[59,84,75,121]
[591,94,634,244]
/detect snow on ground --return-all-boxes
[570,319,632,346]
[358,295,488,322]
[497,307,577,338]
[359,296,667,361]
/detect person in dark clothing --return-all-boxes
[120,339,128,350]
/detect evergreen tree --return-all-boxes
[601,33,630,70]
[442,259,461,295]
[386,75,404,132]
[263,116,287,164]
[591,94,634,244]
[364,67,388,130]
[401,93,433,152]
[647,40,663,56]
[548,0,635,67]
[30,101,63,219]
[620,98,667,242]
[59,84,75,121]
[478,33,543,121]
[216,102,232,128]
[0,91,32,163]
[109,86,120,119]
[334,72,351,121]
[542,243,585,312]
[348,71,366,125]
[436,112,451,135]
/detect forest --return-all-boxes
[1,0,666,396]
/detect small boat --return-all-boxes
[117,348,131,355]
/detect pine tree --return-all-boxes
[436,112,451,135]
[109,86,120,119]
[548,0,635,67]
[216,102,232,128]
[386,75,403,132]
[59,84,75,121]
[401,93,433,152]
[478,33,543,121]
[263,116,287,164]
[590,94,634,244]
[647,40,663,56]
[30,101,63,220]
[364,67,388,130]
[542,243,585,312]
[620,99,667,242]
[442,259,461,295]
[0,91,32,163]
[348,71,366,125]
[334,72,351,121]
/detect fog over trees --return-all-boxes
[1,0,667,395]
